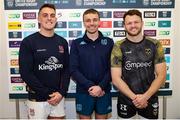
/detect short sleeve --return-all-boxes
[154,41,166,64]
[111,41,123,67]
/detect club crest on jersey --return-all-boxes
[58,45,64,53]
[29,108,35,116]
[145,48,151,55]
[101,39,107,45]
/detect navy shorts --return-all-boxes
[76,92,112,116]
[117,96,159,119]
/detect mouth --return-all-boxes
[131,27,138,31]
[89,26,97,30]
[46,22,53,25]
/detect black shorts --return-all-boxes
[117,96,159,119]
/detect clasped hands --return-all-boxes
[47,92,63,106]
[88,86,105,97]
[132,94,148,109]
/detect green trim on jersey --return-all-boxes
[111,39,126,67]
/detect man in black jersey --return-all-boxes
[111,9,166,119]
[19,4,70,119]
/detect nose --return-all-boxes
[89,20,94,25]
[131,22,136,27]
[47,15,52,20]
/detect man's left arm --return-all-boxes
[48,41,70,105]
[48,42,70,106]
[133,40,166,108]
[133,62,166,108]
[59,41,70,97]
[98,40,114,92]
[144,62,166,99]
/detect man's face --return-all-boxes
[83,13,100,34]
[38,7,57,31]
[124,15,143,36]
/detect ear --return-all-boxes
[37,16,40,23]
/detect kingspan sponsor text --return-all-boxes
[39,64,63,71]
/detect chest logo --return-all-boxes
[45,56,59,65]
[39,56,63,71]
[101,39,107,45]
[145,48,151,55]
[125,51,132,54]
[80,41,87,45]
[58,45,64,53]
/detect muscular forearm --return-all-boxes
[112,78,136,100]
[144,63,166,100]
[144,76,165,100]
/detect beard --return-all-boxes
[126,27,142,36]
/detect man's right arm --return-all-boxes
[19,39,53,99]
[70,40,95,91]
[111,67,136,100]
[111,41,136,100]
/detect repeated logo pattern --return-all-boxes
[5,0,174,96]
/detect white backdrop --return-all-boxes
[0,0,180,119]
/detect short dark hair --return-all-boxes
[123,9,142,22]
[38,4,56,15]
[83,8,100,21]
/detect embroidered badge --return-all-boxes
[59,45,64,53]
[145,48,151,55]
[101,39,107,45]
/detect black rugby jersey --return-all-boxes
[111,36,165,104]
